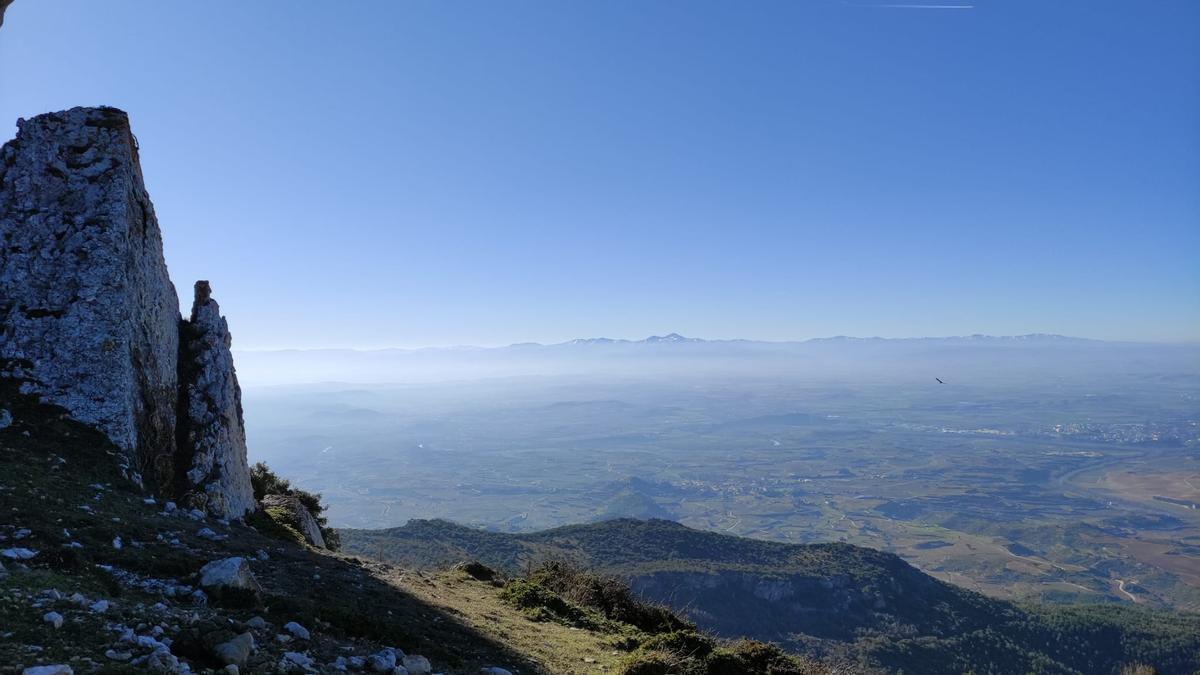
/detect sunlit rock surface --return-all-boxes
[0,107,181,486]
[181,281,256,518]
[0,107,256,517]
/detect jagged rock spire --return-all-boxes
[181,281,256,518]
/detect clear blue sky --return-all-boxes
[1,1,1197,347]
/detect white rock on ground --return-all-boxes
[213,632,255,667]
[42,611,63,629]
[402,655,432,675]
[21,667,73,675]
[281,651,314,669]
[1,547,37,560]
[283,621,310,640]
[366,649,397,672]
[198,557,260,592]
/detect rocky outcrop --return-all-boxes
[0,107,256,518]
[261,494,327,548]
[0,107,181,486]
[180,281,256,518]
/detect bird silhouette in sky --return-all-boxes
[935,378,945,384]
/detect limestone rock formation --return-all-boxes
[0,107,181,486]
[261,494,327,549]
[0,106,257,518]
[180,281,256,518]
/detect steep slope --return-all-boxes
[341,519,1200,674]
[0,389,702,674]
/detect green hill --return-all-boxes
[341,518,1200,674]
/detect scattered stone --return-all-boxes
[0,408,12,429]
[213,632,255,667]
[111,536,122,550]
[283,621,310,640]
[366,648,397,672]
[196,527,224,540]
[104,649,132,661]
[88,599,109,613]
[43,611,64,629]
[281,651,314,669]
[402,655,432,675]
[1,547,37,560]
[198,557,260,592]
[21,666,73,675]
[245,616,268,629]
[481,668,514,675]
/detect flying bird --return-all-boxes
[935,378,945,384]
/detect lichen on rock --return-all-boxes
[261,494,327,549]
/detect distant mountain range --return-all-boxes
[541,332,1094,348]
[243,333,1111,354]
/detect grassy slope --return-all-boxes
[0,392,638,674]
[341,519,1200,674]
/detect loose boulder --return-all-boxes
[199,557,261,600]
[212,632,255,667]
[261,494,326,549]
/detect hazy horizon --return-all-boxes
[231,331,1197,352]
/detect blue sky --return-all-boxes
[1,1,1197,347]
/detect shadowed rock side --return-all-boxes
[0,107,181,486]
[180,281,256,518]
[0,1,12,29]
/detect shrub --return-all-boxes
[249,461,340,550]
[528,560,692,634]
[498,578,603,630]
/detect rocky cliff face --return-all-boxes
[180,281,256,518]
[0,106,254,518]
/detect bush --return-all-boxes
[249,462,340,550]
[528,560,692,634]
[499,578,603,630]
